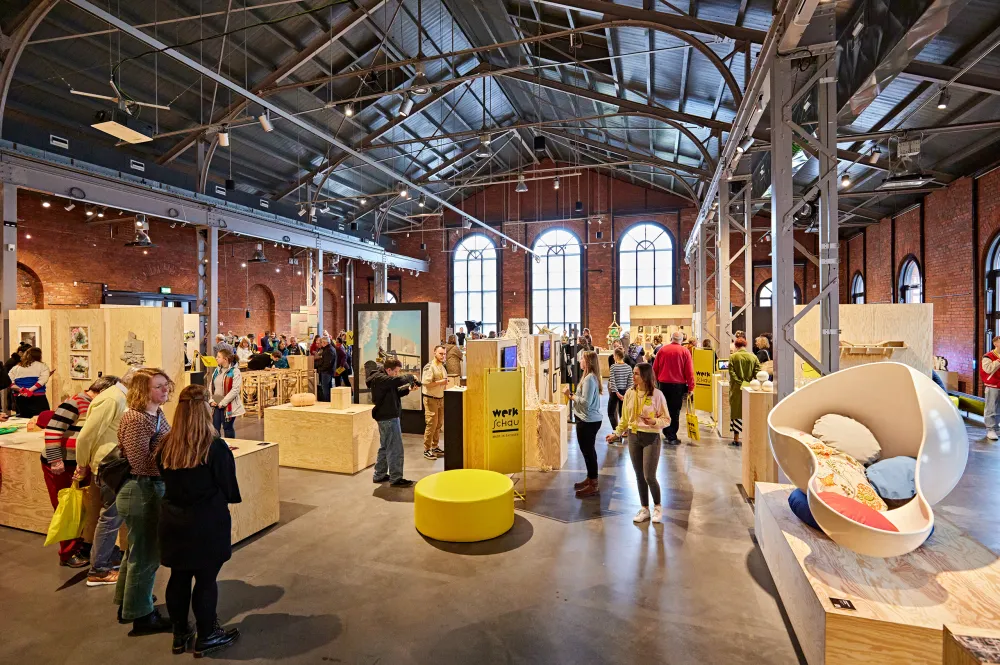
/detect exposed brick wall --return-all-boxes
[845,233,865,301]
[865,219,892,303]
[893,206,922,297]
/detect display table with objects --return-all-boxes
[741,385,776,500]
[755,482,1000,665]
[414,469,514,542]
[523,403,569,470]
[264,402,378,473]
[241,368,315,418]
[0,431,279,544]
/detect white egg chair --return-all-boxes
[768,362,968,557]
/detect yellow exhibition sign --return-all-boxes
[693,348,715,412]
[484,368,524,475]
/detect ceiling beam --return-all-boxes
[901,60,1000,96]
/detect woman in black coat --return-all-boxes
[156,384,242,657]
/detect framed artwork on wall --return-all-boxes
[18,325,40,349]
[69,326,90,351]
[69,354,91,380]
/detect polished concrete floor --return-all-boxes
[2,400,998,664]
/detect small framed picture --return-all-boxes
[69,325,91,351]
[18,325,40,349]
[69,354,91,380]
[637,326,644,333]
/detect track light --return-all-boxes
[840,173,851,188]
[64,202,75,211]
[297,206,307,217]
[399,94,414,117]
[359,196,368,205]
[418,194,426,208]
[218,124,230,147]
[258,112,273,132]
[97,210,105,218]
[344,103,354,117]
[412,62,430,95]
[515,173,528,193]
[736,137,754,154]
[937,89,950,110]
[533,135,546,152]
[553,177,560,190]
[42,201,51,208]
[868,147,882,165]
[397,182,409,199]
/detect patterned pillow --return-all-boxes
[790,431,888,512]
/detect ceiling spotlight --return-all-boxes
[258,112,273,133]
[248,243,268,263]
[309,205,317,217]
[97,210,105,218]
[321,204,332,214]
[218,124,230,147]
[125,215,154,247]
[344,103,354,117]
[412,62,430,95]
[397,182,409,198]
[553,177,560,190]
[868,146,882,164]
[418,194,426,208]
[297,206,307,217]
[42,201,51,208]
[64,202,75,211]
[241,262,247,268]
[399,94,414,117]
[476,135,492,158]
[736,137,755,154]
[575,200,583,214]
[515,173,528,193]
[359,196,368,205]
[25,234,31,239]
[533,135,546,152]
[275,268,281,273]
[937,89,950,110]
[86,210,94,216]
[840,173,851,188]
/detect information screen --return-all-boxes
[541,340,550,361]
[501,345,518,369]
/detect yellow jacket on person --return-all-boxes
[74,382,128,471]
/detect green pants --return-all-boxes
[114,477,164,620]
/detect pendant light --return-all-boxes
[515,173,528,193]
[248,243,268,263]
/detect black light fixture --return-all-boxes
[420,242,427,250]
[937,88,951,110]
[418,194,426,208]
[125,215,155,247]
[595,231,603,240]
[412,62,430,95]
[350,221,358,231]
[475,135,491,158]
[248,243,268,263]
[533,135,546,152]
[225,178,236,191]
[574,200,583,214]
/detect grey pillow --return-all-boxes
[812,413,882,466]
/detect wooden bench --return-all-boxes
[755,482,1000,665]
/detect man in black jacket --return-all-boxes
[314,337,335,401]
[367,358,418,487]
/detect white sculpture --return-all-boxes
[768,362,968,557]
[748,379,761,391]
[756,370,769,383]
[761,379,773,392]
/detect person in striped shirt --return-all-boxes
[41,376,118,568]
[607,348,634,442]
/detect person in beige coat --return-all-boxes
[444,335,463,386]
[421,345,449,459]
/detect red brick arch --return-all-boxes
[17,262,43,309]
[248,283,276,335]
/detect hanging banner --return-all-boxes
[693,348,715,413]
[485,368,524,474]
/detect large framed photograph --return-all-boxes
[357,309,423,411]
[69,354,91,380]
[69,325,90,351]
[18,325,40,349]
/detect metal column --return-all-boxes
[695,223,707,342]
[717,187,732,356]
[315,248,324,333]
[346,259,355,330]
[1,183,17,351]
[372,261,388,303]
[816,52,841,375]
[197,227,219,353]
[718,177,753,360]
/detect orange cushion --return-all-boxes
[817,492,899,532]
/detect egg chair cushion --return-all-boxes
[812,413,882,466]
[800,435,888,512]
[817,492,899,532]
[788,488,821,531]
[865,456,917,501]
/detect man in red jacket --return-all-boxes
[652,331,695,444]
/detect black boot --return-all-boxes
[128,609,173,637]
[172,622,195,655]
[194,620,240,658]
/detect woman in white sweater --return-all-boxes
[9,347,51,417]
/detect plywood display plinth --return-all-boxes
[0,432,278,544]
[944,625,1000,665]
[715,377,731,438]
[741,387,776,499]
[524,404,569,469]
[264,402,378,473]
[755,483,1000,665]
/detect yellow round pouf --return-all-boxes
[414,469,515,542]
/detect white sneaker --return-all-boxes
[988,431,998,441]
[633,507,650,523]
[651,505,663,523]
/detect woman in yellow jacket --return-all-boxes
[605,362,671,524]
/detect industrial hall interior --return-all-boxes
[4,0,1000,663]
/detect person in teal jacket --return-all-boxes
[270,351,289,369]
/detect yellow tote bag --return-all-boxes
[44,480,85,547]
[685,394,700,442]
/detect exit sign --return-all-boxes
[159,286,172,294]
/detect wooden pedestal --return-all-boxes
[264,402,378,473]
[715,379,731,438]
[524,404,569,469]
[755,483,1000,665]
[330,386,352,410]
[0,434,279,544]
[741,387,775,499]
[944,626,1000,665]
[443,387,466,470]
[286,354,314,371]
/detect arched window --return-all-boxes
[898,257,922,303]
[531,229,582,335]
[986,237,1000,349]
[385,291,398,304]
[850,272,865,304]
[453,234,498,335]
[756,279,801,308]
[618,223,674,329]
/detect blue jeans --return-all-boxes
[213,406,236,438]
[374,419,404,482]
[318,372,333,401]
[89,476,125,573]
[114,477,164,621]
